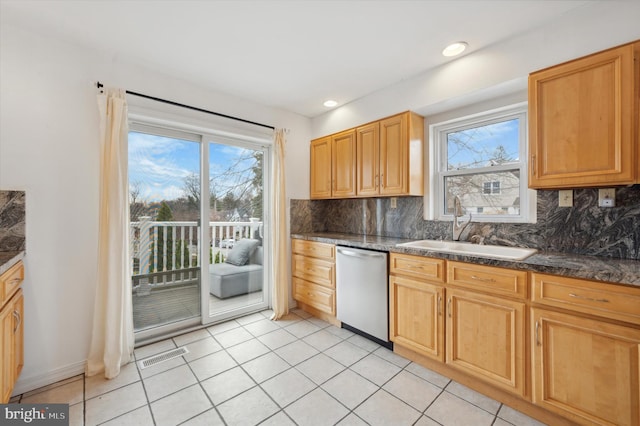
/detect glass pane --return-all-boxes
[129,131,201,332]
[208,141,266,317]
[447,118,520,170]
[445,170,520,216]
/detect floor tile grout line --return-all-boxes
[441,383,503,417]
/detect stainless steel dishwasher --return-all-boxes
[336,246,390,348]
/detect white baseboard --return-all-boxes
[12,360,86,396]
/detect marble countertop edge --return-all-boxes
[291,232,640,287]
[0,251,25,276]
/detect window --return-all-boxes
[430,103,536,223]
[483,181,501,195]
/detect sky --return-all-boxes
[446,118,520,170]
[128,131,258,203]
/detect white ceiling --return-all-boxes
[1,0,595,118]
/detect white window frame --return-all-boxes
[429,102,536,224]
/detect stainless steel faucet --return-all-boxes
[452,195,471,241]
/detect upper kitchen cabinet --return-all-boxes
[310,130,357,199]
[310,136,332,198]
[379,112,424,196]
[312,111,424,199]
[331,129,357,198]
[528,41,640,189]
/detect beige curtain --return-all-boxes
[86,88,135,379]
[271,129,289,320]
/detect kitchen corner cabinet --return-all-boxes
[389,254,445,361]
[528,41,640,188]
[310,136,332,198]
[531,308,640,426]
[311,111,424,199]
[310,130,356,199]
[291,239,338,325]
[1,261,24,403]
[531,272,640,426]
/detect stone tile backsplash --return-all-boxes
[291,185,640,260]
[0,190,26,251]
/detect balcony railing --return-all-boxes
[130,217,263,291]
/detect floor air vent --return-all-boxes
[138,346,189,369]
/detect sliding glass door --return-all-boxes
[205,139,270,324]
[129,128,203,340]
[128,122,270,340]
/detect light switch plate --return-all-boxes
[598,188,615,207]
[390,197,397,209]
[558,190,573,207]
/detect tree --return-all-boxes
[250,151,263,219]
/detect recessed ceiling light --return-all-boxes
[323,100,338,108]
[442,42,468,57]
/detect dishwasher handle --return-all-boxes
[337,247,386,259]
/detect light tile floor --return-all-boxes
[11,309,547,426]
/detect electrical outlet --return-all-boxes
[558,190,573,207]
[390,197,397,209]
[598,188,616,207]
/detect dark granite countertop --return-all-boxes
[0,251,25,276]
[291,232,640,288]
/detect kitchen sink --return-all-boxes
[396,240,537,261]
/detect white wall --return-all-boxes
[311,1,640,137]
[0,23,310,393]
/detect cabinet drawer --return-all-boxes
[447,261,527,299]
[531,273,640,325]
[1,261,24,306]
[390,253,445,283]
[292,254,335,288]
[293,277,335,315]
[292,239,335,260]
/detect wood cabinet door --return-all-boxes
[532,308,640,426]
[446,288,526,397]
[331,130,357,198]
[0,302,13,403]
[528,42,637,188]
[390,275,444,361]
[12,290,23,383]
[380,113,407,195]
[356,122,380,197]
[310,136,332,199]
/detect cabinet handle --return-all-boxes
[437,295,442,316]
[447,298,452,318]
[380,174,384,188]
[569,293,610,303]
[8,278,21,286]
[13,310,21,333]
[470,275,495,283]
[535,321,541,346]
[375,175,379,188]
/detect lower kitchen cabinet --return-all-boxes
[446,288,526,397]
[532,308,640,426]
[1,261,24,403]
[389,253,445,361]
[291,239,338,324]
[389,275,444,361]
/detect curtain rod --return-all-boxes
[96,82,275,130]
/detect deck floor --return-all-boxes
[133,284,264,331]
